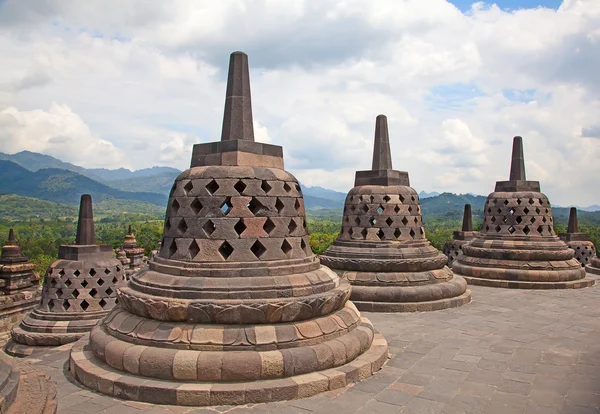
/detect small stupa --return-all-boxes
[69,52,388,406]
[452,137,594,288]
[6,194,126,355]
[585,251,600,276]
[443,205,477,267]
[320,115,471,312]
[0,229,41,341]
[558,208,596,267]
[121,225,145,271]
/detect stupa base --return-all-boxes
[460,275,595,289]
[69,333,389,406]
[585,264,600,276]
[351,290,471,312]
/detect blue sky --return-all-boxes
[449,0,563,11]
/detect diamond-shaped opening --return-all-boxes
[402,217,409,226]
[509,207,516,215]
[219,241,234,260]
[99,299,107,308]
[73,270,80,278]
[528,198,535,205]
[409,229,416,238]
[539,198,544,205]
[523,207,530,215]
[294,199,301,211]
[370,195,375,203]
[165,218,172,231]
[542,217,547,223]
[89,268,97,277]
[362,204,369,213]
[487,208,492,213]
[399,195,405,203]
[377,205,384,214]
[386,217,394,227]
[301,238,307,251]
[203,220,216,236]
[377,229,385,240]
[408,206,413,213]
[59,269,65,277]
[245,198,263,216]
[251,240,267,259]
[394,205,401,214]
[354,216,361,226]
[486,225,490,231]
[63,300,71,311]
[516,216,523,224]
[261,180,272,194]
[191,198,203,214]
[168,239,177,258]
[503,216,508,223]
[234,220,247,236]
[234,180,247,194]
[411,196,416,202]
[288,219,298,234]
[283,182,292,193]
[81,300,89,311]
[508,226,516,234]
[545,208,549,214]
[497,208,502,214]
[90,288,98,298]
[220,198,233,215]
[295,183,301,193]
[81,280,88,288]
[61,279,68,287]
[206,179,219,195]
[98,278,105,286]
[504,200,509,206]
[369,217,377,226]
[383,195,391,203]
[103,267,110,275]
[275,198,285,213]
[112,277,118,284]
[414,217,419,224]
[535,207,541,214]
[263,218,276,234]
[491,216,496,223]
[537,225,544,235]
[48,300,55,311]
[172,199,181,213]
[517,198,522,204]
[189,239,200,259]
[348,228,354,237]
[56,288,63,297]
[530,217,536,224]
[281,239,292,255]
[183,181,194,196]
[350,205,356,212]
[495,225,502,233]
[178,218,188,234]
[523,225,531,235]
[394,228,402,238]
[420,227,424,235]
[361,228,368,238]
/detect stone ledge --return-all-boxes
[69,333,389,406]
[460,275,595,289]
[352,290,472,312]
[585,264,600,276]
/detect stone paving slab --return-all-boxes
[12,283,600,413]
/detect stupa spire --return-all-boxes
[461,204,473,232]
[372,115,392,170]
[7,229,15,243]
[221,51,254,142]
[75,194,95,245]
[509,136,526,181]
[567,207,579,234]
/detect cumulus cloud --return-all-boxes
[0,0,599,205]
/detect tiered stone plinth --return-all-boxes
[586,255,600,276]
[453,137,594,289]
[443,204,476,267]
[0,230,41,342]
[558,208,596,268]
[69,51,388,406]
[6,196,125,356]
[320,115,471,312]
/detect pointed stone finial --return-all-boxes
[567,207,579,234]
[75,194,95,245]
[372,115,393,170]
[461,204,473,232]
[509,136,526,181]
[221,51,255,142]
[128,224,133,235]
[8,228,15,243]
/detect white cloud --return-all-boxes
[0,0,599,205]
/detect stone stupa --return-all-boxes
[0,229,41,341]
[452,137,594,289]
[69,51,388,406]
[443,205,477,267]
[121,225,145,270]
[6,195,126,355]
[585,251,600,276]
[320,115,471,312]
[558,208,596,267]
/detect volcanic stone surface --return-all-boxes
[443,204,477,267]
[320,115,471,312]
[452,137,595,289]
[120,225,146,276]
[0,229,41,341]
[6,195,125,355]
[69,51,388,407]
[558,208,596,268]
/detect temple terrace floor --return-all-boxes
[20,283,600,414]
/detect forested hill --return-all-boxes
[0,161,167,206]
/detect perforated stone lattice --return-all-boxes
[159,176,312,262]
[339,189,425,242]
[567,241,597,267]
[39,265,124,313]
[481,194,555,237]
